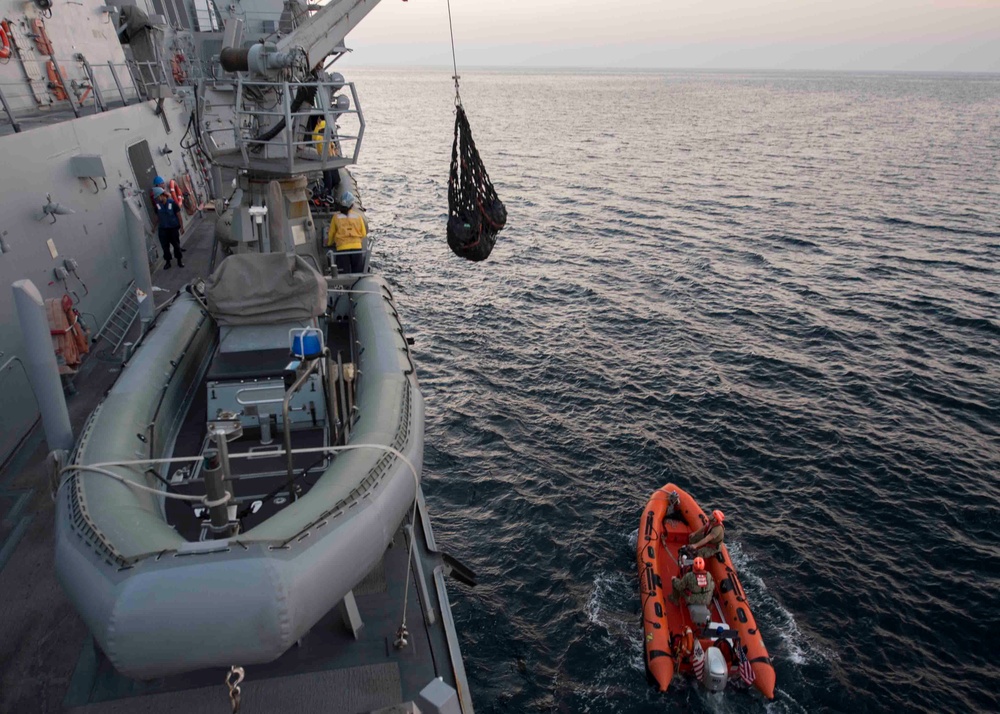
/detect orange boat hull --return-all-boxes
[637,483,775,699]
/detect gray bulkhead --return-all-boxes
[0,0,218,463]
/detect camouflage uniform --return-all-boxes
[669,570,714,606]
[689,522,724,559]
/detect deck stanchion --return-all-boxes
[11,280,73,452]
[123,196,155,331]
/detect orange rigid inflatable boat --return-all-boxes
[638,484,775,699]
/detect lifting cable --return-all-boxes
[444,0,506,262]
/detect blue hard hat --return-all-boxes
[152,186,166,197]
[153,176,165,186]
[340,191,355,208]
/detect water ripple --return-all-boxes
[348,66,1000,714]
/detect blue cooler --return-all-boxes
[290,328,323,359]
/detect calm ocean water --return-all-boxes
[345,67,1000,713]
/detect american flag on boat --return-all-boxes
[691,640,705,681]
[736,641,756,685]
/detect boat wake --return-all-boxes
[586,570,646,674]
[726,541,837,667]
[594,527,830,712]
[694,686,814,714]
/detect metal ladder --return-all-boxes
[97,282,140,355]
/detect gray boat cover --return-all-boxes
[206,253,325,325]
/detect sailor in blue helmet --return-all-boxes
[148,175,166,208]
[152,186,184,269]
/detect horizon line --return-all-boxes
[338,62,1000,76]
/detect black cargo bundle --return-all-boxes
[447,105,507,261]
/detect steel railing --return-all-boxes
[206,77,365,174]
[0,56,155,131]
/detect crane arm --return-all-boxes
[276,0,383,70]
[218,0,383,78]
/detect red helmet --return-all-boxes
[693,557,706,573]
[712,509,725,523]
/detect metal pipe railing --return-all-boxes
[0,57,149,130]
[48,61,80,118]
[76,54,107,112]
[0,83,21,132]
[107,60,130,105]
[224,77,365,173]
[282,357,323,499]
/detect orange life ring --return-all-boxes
[0,22,12,60]
[168,179,182,205]
[171,53,186,84]
[676,626,695,658]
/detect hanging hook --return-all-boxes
[225,665,245,713]
[394,623,409,649]
[446,0,462,107]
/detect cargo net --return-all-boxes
[447,105,507,261]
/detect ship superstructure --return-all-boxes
[0,1,476,712]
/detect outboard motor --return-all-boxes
[702,646,728,693]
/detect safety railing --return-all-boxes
[0,57,148,133]
[205,76,364,174]
[125,58,170,101]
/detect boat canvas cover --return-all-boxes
[206,253,325,325]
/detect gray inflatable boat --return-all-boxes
[55,252,424,679]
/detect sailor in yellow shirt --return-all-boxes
[312,119,342,197]
[326,191,367,274]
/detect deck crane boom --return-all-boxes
[218,0,383,82]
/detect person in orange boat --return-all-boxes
[665,490,681,518]
[668,556,714,606]
[689,509,725,559]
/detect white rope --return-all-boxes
[203,494,231,508]
[61,444,420,509]
[445,0,462,106]
[57,464,231,505]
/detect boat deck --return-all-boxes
[0,216,472,713]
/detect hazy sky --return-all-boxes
[342,0,1000,72]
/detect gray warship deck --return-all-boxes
[0,218,470,714]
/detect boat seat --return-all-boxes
[207,348,293,381]
[688,604,711,627]
[702,623,737,640]
[218,321,317,354]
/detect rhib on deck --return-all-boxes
[56,249,430,679]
